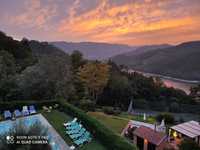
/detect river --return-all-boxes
[127,69,200,94]
[161,78,197,94]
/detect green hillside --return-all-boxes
[112,41,200,80]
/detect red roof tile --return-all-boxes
[133,126,167,146]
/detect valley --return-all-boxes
[126,69,199,94]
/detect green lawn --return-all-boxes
[119,112,156,124]
[88,111,156,134]
[42,110,107,150]
[88,112,129,134]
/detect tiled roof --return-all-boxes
[134,126,167,146]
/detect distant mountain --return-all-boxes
[111,44,171,64]
[51,41,137,60]
[29,40,66,57]
[112,41,200,80]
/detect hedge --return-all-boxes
[180,104,200,114]
[134,99,200,114]
[58,100,137,150]
[0,100,57,111]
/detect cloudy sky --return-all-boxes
[1,0,200,45]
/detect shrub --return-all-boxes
[0,115,3,121]
[114,107,122,115]
[179,104,200,114]
[179,117,184,123]
[156,113,175,124]
[0,100,57,111]
[150,101,167,111]
[134,99,149,109]
[103,106,115,114]
[169,102,180,112]
[79,99,96,112]
[58,100,137,150]
[179,139,200,150]
[102,106,121,115]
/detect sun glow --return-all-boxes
[2,0,200,44]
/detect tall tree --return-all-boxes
[17,55,74,100]
[0,50,17,101]
[70,50,86,100]
[0,50,16,79]
[78,62,110,103]
[71,50,86,73]
[0,31,35,71]
[190,84,200,103]
[99,62,133,109]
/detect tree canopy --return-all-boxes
[0,30,198,114]
[78,62,110,102]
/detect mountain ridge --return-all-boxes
[51,41,137,60]
[112,41,200,80]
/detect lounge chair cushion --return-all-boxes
[4,110,12,119]
[29,105,36,114]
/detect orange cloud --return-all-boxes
[2,0,200,44]
[57,0,200,45]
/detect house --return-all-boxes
[133,126,168,150]
[122,120,166,136]
[170,120,200,146]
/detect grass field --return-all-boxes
[88,112,129,134]
[42,110,107,150]
[42,109,150,149]
[88,111,156,134]
[119,112,156,124]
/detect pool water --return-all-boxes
[0,114,69,150]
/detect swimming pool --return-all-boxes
[0,114,70,150]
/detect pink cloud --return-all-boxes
[9,0,57,29]
[3,0,200,44]
[57,0,200,45]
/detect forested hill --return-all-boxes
[51,41,136,60]
[112,41,200,81]
[111,44,171,64]
[0,31,35,70]
[0,31,67,70]
[0,31,71,101]
[1,31,198,114]
[29,40,66,57]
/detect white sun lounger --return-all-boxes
[64,118,77,126]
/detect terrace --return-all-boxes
[169,121,200,147]
[0,106,106,150]
[0,100,136,150]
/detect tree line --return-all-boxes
[0,31,199,113]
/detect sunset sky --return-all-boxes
[1,0,200,45]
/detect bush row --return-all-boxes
[179,104,200,113]
[58,100,137,150]
[0,100,57,111]
[102,106,121,115]
[156,113,175,125]
[134,99,200,114]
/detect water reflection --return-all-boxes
[127,69,199,95]
[162,79,197,94]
